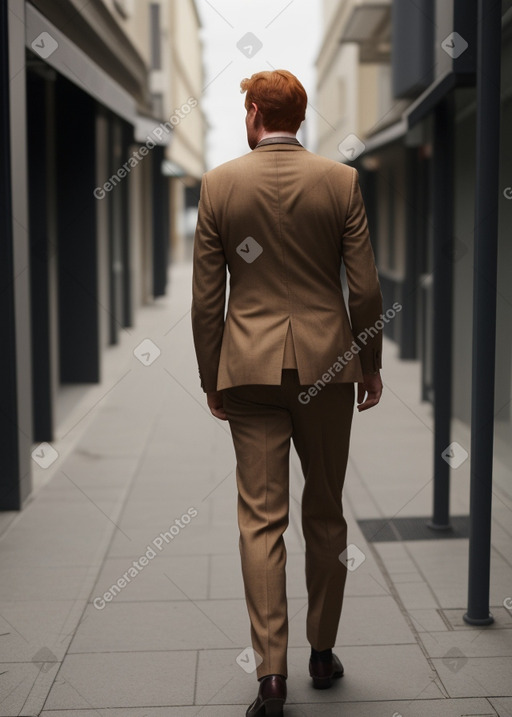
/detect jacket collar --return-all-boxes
[254,136,303,149]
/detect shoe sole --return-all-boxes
[311,669,344,690]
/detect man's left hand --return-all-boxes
[357,371,383,412]
[207,391,228,420]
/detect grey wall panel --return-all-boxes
[25,2,137,125]
[56,75,100,383]
[392,0,435,99]
[0,0,33,509]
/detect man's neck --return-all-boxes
[259,130,296,141]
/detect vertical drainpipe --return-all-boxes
[428,93,455,531]
[463,0,502,626]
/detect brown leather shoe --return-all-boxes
[309,652,344,689]
[246,674,286,716]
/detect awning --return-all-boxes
[161,160,187,178]
[340,0,391,63]
[25,1,167,138]
[134,116,172,147]
[362,70,475,154]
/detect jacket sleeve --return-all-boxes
[191,174,227,392]
[341,168,383,374]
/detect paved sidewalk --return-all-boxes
[0,261,511,716]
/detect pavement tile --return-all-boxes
[42,650,196,709]
[420,629,512,658]
[0,504,120,569]
[404,541,512,609]
[196,644,443,705]
[126,480,216,502]
[334,595,416,646]
[441,607,512,630]
[490,696,512,716]
[0,599,86,662]
[373,541,418,571]
[390,571,425,583]
[0,661,59,717]
[393,579,440,610]
[407,608,450,633]
[491,521,512,566]
[343,568,392,597]
[108,522,240,558]
[41,710,241,717]
[0,565,95,602]
[343,468,383,519]
[432,655,512,697]
[36,463,135,495]
[37,703,501,717]
[118,499,206,529]
[68,600,239,653]
[90,555,210,602]
[208,553,255,600]
[18,661,63,717]
[287,698,502,716]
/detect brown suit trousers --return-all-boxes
[222,367,354,680]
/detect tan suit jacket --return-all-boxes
[191,138,383,392]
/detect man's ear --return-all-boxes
[251,102,263,128]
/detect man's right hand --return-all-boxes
[357,371,383,412]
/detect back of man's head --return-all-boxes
[240,69,307,133]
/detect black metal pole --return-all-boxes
[464,0,502,626]
[0,0,31,510]
[428,94,455,531]
[0,0,20,509]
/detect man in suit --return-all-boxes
[192,69,383,717]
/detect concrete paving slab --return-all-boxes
[41,710,244,717]
[490,696,512,716]
[42,650,196,709]
[68,600,239,653]
[0,565,95,602]
[208,552,263,600]
[393,579,440,609]
[0,502,121,569]
[35,455,138,493]
[408,608,450,633]
[334,595,416,646]
[0,599,86,662]
[90,554,210,602]
[341,568,392,598]
[118,500,206,529]
[0,660,59,717]
[196,644,443,705]
[403,540,512,609]
[284,698,500,716]
[432,655,512,697]
[372,541,419,572]
[420,629,512,658]
[441,607,512,630]
[37,702,500,717]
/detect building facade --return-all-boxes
[316,0,512,617]
[317,0,512,497]
[1,0,206,510]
